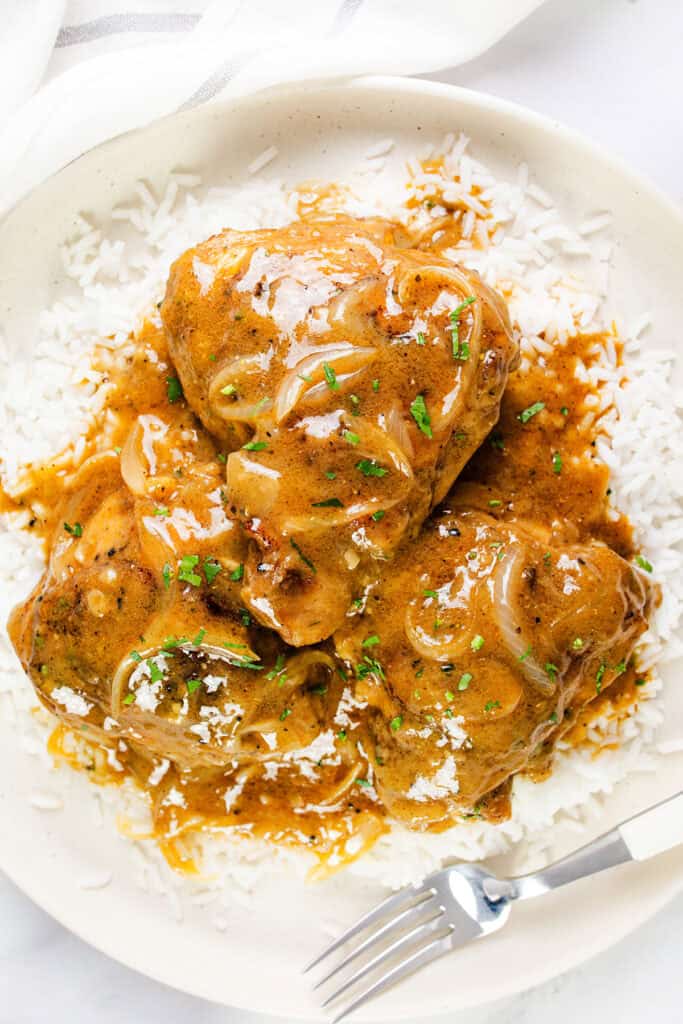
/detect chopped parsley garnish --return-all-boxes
[356,655,385,681]
[242,440,268,452]
[545,663,559,680]
[216,453,227,463]
[177,554,202,587]
[371,509,385,521]
[390,715,403,731]
[543,552,552,566]
[518,401,545,424]
[336,729,347,743]
[484,700,501,713]
[450,296,476,359]
[458,672,472,691]
[220,384,237,397]
[423,589,439,600]
[356,458,388,477]
[166,376,183,403]
[153,506,169,517]
[240,608,252,627]
[372,379,380,392]
[337,665,349,681]
[63,521,83,537]
[323,362,339,390]
[352,598,363,609]
[519,645,532,662]
[410,393,433,438]
[614,660,626,675]
[350,394,360,413]
[162,562,173,589]
[129,651,142,663]
[186,678,202,695]
[202,558,221,584]
[361,634,380,648]
[471,634,485,652]
[229,563,244,582]
[572,637,584,650]
[552,451,562,475]
[114,446,122,455]
[325,470,337,480]
[344,430,360,445]
[635,678,647,687]
[549,711,559,723]
[193,628,206,646]
[266,654,287,681]
[290,538,316,574]
[635,555,653,572]
[356,778,371,788]
[279,708,292,721]
[445,690,455,702]
[123,693,136,705]
[561,406,569,416]
[596,662,606,693]
[417,331,426,346]
[488,499,502,508]
[298,372,313,383]
[312,497,343,508]
[311,685,327,695]
[147,659,164,684]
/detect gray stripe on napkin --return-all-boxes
[176,51,254,112]
[57,12,201,47]
[329,0,364,35]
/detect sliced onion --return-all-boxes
[208,355,273,425]
[274,345,377,423]
[491,542,556,696]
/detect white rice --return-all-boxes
[1,132,682,916]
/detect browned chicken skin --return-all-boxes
[161,217,518,646]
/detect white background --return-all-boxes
[2,0,682,1020]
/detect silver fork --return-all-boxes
[304,790,683,1021]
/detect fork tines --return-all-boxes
[303,885,453,1022]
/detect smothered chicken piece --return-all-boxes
[334,507,653,826]
[8,420,338,772]
[161,216,517,646]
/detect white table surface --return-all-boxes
[2,0,682,1020]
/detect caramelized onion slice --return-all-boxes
[274,345,377,424]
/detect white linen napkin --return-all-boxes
[0,0,546,215]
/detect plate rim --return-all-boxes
[2,72,683,1018]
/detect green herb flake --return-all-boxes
[153,506,169,518]
[423,589,439,600]
[390,715,403,732]
[596,662,606,693]
[323,362,339,391]
[362,634,380,648]
[561,406,569,416]
[290,538,316,574]
[635,555,653,572]
[635,678,647,687]
[279,708,292,721]
[518,401,545,424]
[298,372,313,383]
[344,430,360,446]
[324,470,337,480]
[549,711,559,723]
[220,384,237,397]
[242,440,268,452]
[552,451,562,475]
[186,678,202,695]
[312,497,343,508]
[216,453,227,463]
[114,446,122,455]
[177,554,202,587]
[545,663,559,680]
[614,660,627,675]
[410,393,433,438]
[356,458,388,477]
[518,645,532,662]
[166,376,183,403]
[417,331,427,346]
[201,559,221,585]
[337,729,347,741]
[147,659,164,685]
[488,499,502,508]
[371,509,385,521]
[458,672,472,691]
[450,296,476,359]
[484,700,501,713]
[266,654,287,681]
[229,563,244,582]
[63,521,83,537]
[356,778,372,788]
[162,562,173,589]
[471,634,485,652]
[193,628,206,647]
[372,379,380,392]
[445,690,455,702]
[123,693,136,705]
[572,637,584,650]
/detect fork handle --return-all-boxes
[509,790,683,901]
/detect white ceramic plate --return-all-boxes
[1,77,683,1020]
